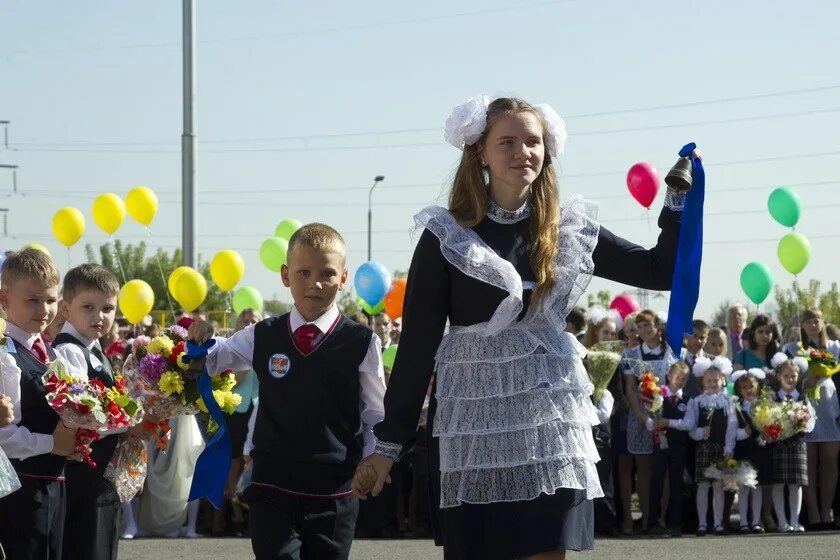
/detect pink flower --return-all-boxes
[131,336,150,351]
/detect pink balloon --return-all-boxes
[626,162,660,208]
[610,294,641,319]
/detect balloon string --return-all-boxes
[147,227,176,320]
[110,236,127,284]
[66,246,71,275]
[794,275,802,332]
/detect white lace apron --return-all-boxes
[418,195,605,508]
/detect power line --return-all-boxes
[11,105,840,152]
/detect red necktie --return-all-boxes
[31,337,49,364]
[670,394,678,406]
[294,324,320,354]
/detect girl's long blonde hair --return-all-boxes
[448,97,560,304]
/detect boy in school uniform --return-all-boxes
[188,223,387,560]
[646,361,693,537]
[0,248,78,559]
[52,264,123,560]
[680,319,709,399]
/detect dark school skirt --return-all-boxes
[426,388,594,560]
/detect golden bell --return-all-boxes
[664,156,693,194]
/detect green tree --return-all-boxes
[337,291,361,318]
[774,280,840,327]
[85,241,227,313]
[264,299,292,316]
[586,290,613,309]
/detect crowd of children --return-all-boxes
[581,304,840,538]
[1,237,839,559]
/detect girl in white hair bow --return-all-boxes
[686,356,737,536]
[731,368,769,533]
[354,95,695,559]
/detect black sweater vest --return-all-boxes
[661,392,690,447]
[698,401,728,444]
[251,314,372,494]
[52,332,120,478]
[7,337,64,478]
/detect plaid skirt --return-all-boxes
[771,436,808,486]
[695,441,725,482]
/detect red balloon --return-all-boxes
[384,278,407,320]
[626,162,660,208]
[609,294,641,320]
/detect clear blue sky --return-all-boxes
[1,0,838,320]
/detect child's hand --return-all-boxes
[744,425,753,436]
[51,422,78,457]
[655,418,670,430]
[703,426,711,439]
[351,453,393,499]
[187,320,215,344]
[0,395,14,428]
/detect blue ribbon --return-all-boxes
[666,142,705,356]
[184,339,231,510]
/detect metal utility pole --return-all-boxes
[181,0,196,267]
[0,121,9,148]
[0,165,17,194]
[367,175,385,262]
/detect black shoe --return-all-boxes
[739,525,751,534]
[751,525,765,534]
[648,525,671,538]
[668,527,683,538]
[696,527,707,537]
[714,525,729,536]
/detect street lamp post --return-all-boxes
[367,175,385,262]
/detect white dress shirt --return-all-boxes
[0,322,55,459]
[205,304,386,457]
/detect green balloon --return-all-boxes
[382,344,398,369]
[767,187,801,228]
[259,237,288,272]
[777,232,811,275]
[740,262,773,305]
[232,286,263,315]
[359,296,384,315]
[275,219,303,242]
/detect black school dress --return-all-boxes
[373,193,682,559]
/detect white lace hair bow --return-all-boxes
[731,367,767,383]
[693,356,734,378]
[584,305,623,331]
[770,352,807,374]
[443,95,569,158]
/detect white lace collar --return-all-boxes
[642,342,663,356]
[486,197,531,224]
[698,391,730,409]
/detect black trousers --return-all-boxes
[0,476,66,560]
[593,441,617,535]
[247,485,359,560]
[649,446,687,529]
[62,465,121,560]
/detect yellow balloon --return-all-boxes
[210,249,245,292]
[51,207,86,247]
[168,266,194,300]
[126,186,159,226]
[92,193,126,235]
[24,243,51,256]
[119,279,155,324]
[174,269,207,312]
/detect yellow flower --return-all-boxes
[196,397,208,413]
[223,392,242,414]
[158,371,185,396]
[147,336,175,357]
[176,353,190,370]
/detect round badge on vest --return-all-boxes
[268,353,292,379]
[677,403,687,412]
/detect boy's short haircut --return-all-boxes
[565,307,586,333]
[287,223,347,260]
[669,361,690,376]
[62,264,120,302]
[692,319,709,333]
[1,247,60,289]
[635,309,659,326]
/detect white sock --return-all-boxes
[696,482,710,529]
[738,486,751,526]
[751,486,763,526]
[712,483,725,528]
[788,484,802,527]
[187,500,200,533]
[773,484,788,527]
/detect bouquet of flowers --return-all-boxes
[797,346,840,401]
[704,458,758,492]
[752,387,815,445]
[42,360,143,467]
[584,340,626,404]
[104,324,242,502]
[638,371,667,448]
